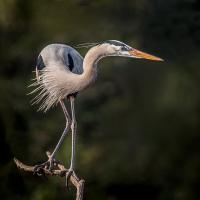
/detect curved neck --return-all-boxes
[79,45,106,89]
[83,45,105,73]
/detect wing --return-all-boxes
[36,44,83,78]
[63,45,83,74]
[30,44,83,112]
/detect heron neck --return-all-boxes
[80,45,105,87]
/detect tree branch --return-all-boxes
[14,152,85,200]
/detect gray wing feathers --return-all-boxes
[31,44,83,112]
[63,47,83,74]
[38,44,83,73]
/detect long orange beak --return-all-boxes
[129,49,164,61]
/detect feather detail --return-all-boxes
[29,68,65,112]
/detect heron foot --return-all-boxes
[65,168,75,189]
[33,156,56,176]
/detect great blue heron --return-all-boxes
[30,40,163,180]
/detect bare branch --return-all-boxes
[14,153,85,200]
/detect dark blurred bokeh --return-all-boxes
[0,0,200,199]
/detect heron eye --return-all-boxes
[121,46,129,51]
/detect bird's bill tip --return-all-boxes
[128,49,164,61]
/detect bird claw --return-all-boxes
[33,165,44,176]
[65,169,74,189]
[33,157,55,176]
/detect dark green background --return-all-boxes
[0,0,200,199]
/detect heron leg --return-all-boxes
[50,100,71,158]
[69,96,77,170]
[66,96,77,186]
[34,100,71,172]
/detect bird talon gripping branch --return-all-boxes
[33,165,44,176]
[65,170,74,189]
[33,160,52,174]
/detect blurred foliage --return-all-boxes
[0,0,200,199]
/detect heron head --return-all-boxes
[102,40,163,61]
